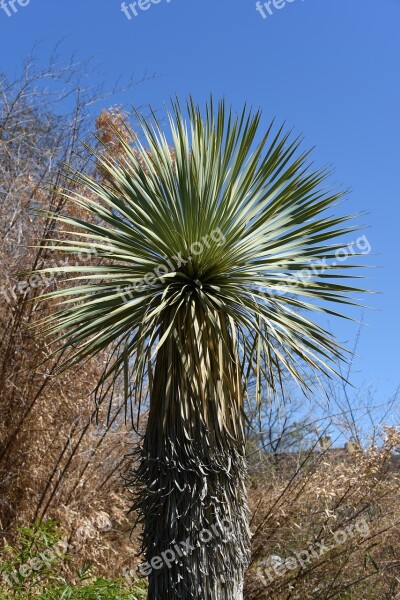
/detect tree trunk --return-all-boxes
[128,314,250,599]
[136,439,249,600]
[131,422,250,599]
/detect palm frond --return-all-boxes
[33,98,367,410]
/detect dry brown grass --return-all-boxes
[245,428,400,599]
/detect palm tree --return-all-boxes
[35,99,366,599]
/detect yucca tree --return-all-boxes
[34,99,366,599]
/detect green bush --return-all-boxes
[0,521,147,599]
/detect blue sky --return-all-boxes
[1,0,399,409]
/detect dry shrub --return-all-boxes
[245,428,400,599]
[0,58,144,582]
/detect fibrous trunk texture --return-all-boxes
[129,308,250,599]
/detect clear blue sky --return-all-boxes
[1,0,399,406]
